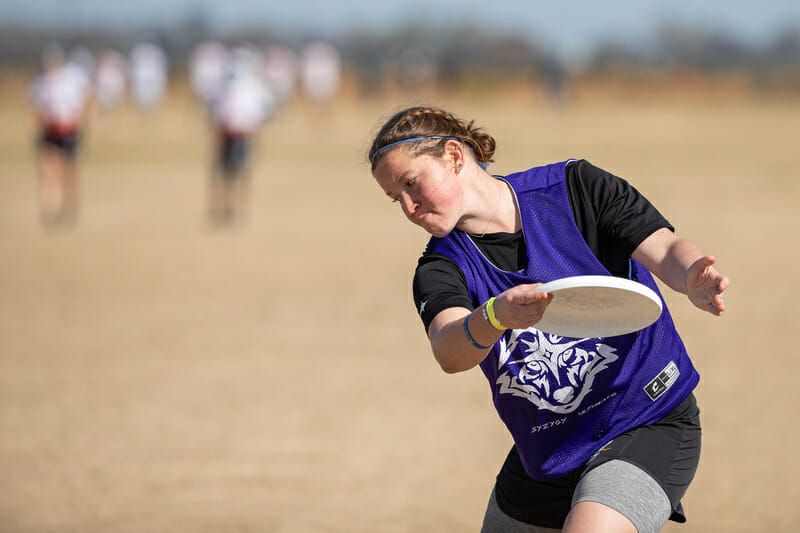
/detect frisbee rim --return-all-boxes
[531,275,663,338]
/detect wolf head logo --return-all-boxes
[496,328,619,413]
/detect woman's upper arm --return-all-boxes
[413,252,473,333]
[630,227,676,272]
[632,227,706,294]
[427,307,472,341]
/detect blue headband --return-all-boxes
[371,136,460,163]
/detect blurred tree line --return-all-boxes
[1,17,798,95]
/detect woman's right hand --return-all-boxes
[492,284,553,329]
[427,283,553,374]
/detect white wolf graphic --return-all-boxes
[496,328,619,413]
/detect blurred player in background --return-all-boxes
[299,41,341,124]
[29,43,93,226]
[95,50,127,112]
[189,40,229,114]
[129,41,168,112]
[208,48,275,225]
[262,44,297,111]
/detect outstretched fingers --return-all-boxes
[687,255,730,315]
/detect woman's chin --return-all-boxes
[425,225,453,238]
[415,215,455,238]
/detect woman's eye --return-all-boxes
[389,177,418,203]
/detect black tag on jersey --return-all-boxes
[644,361,679,401]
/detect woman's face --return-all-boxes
[373,147,463,238]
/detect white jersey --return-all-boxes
[30,62,92,130]
[95,50,127,109]
[300,41,341,103]
[212,70,274,135]
[129,43,168,110]
[262,45,297,105]
[190,41,228,104]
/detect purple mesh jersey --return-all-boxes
[426,160,699,480]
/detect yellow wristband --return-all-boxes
[485,297,506,331]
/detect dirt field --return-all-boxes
[1,74,798,532]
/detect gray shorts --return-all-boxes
[482,393,701,532]
[482,459,671,533]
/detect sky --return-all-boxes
[2,0,800,63]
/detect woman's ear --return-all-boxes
[443,139,465,174]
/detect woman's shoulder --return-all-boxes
[502,159,577,192]
[418,247,459,268]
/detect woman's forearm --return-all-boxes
[426,286,553,373]
[427,307,503,373]
[632,228,700,293]
[632,228,729,315]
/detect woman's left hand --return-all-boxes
[685,255,729,315]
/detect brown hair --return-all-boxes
[368,106,496,171]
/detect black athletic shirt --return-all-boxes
[413,159,674,332]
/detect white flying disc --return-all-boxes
[532,275,662,338]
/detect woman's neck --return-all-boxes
[459,174,518,236]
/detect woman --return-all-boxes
[208,49,274,225]
[30,44,92,226]
[368,106,728,533]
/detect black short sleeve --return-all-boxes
[566,159,674,277]
[412,251,473,331]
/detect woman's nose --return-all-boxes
[399,191,417,214]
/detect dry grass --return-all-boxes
[1,73,799,532]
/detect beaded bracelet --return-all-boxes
[462,314,491,350]
[485,297,507,331]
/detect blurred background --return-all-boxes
[1,1,799,532]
